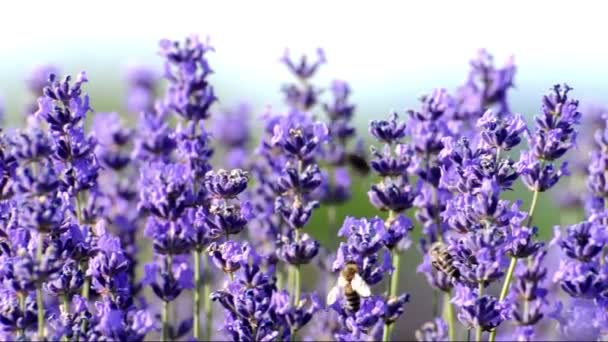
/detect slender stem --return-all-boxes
[162,299,169,342]
[467,329,471,342]
[389,252,400,299]
[193,250,201,341]
[36,232,45,339]
[162,254,173,342]
[61,294,71,342]
[18,293,26,338]
[75,193,91,301]
[291,264,302,342]
[525,190,540,228]
[203,255,212,342]
[476,282,485,342]
[499,258,517,302]
[291,229,302,340]
[382,323,391,342]
[382,210,398,342]
[75,191,83,224]
[36,287,44,337]
[62,294,70,314]
[445,291,455,341]
[80,262,90,299]
[287,264,294,294]
[293,264,301,306]
[489,189,541,342]
[276,267,284,290]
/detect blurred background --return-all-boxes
[2,0,608,339]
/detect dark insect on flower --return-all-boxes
[327,262,372,314]
[429,242,460,280]
[346,152,371,175]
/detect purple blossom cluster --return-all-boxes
[0,36,604,342]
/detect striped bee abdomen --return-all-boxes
[429,242,460,280]
[344,284,361,313]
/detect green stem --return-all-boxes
[193,250,201,341]
[293,264,301,306]
[81,263,90,299]
[525,190,540,228]
[36,287,44,338]
[445,291,455,341]
[36,232,45,339]
[382,210,398,342]
[62,294,70,314]
[287,265,294,292]
[75,191,83,224]
[203,255,212,342]
[75,192,91,301]
[291,228,302,342]
[476,282,485,342]
[162,254,174,342]
[389,252,400,298]
[499,257,517,302]
[18,293,26,338]
[162,300,169,342]
[163,254,174,342]
[381,324,391,342]
[276,267,284,290]
[489,189,541,342]
[61,294,71,342]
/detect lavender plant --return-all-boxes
[0,34,602,342]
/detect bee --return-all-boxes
[327,262,371,313]
[346,153,371,175]
[429,242,460,280]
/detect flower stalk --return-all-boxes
[489,189,540,342]
[193,249,202,341]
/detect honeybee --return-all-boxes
[429,242,460,280]
[327,262,371,313]
[346,153,371,175]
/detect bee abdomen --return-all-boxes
[429,242,460,280]
[345,291,361,313]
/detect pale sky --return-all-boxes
[1,0,607,118]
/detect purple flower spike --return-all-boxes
[125,64,157,113]
[368,177,416,212]
[208,241,248,274]
[456,293,503,332]
[160,35,217,122]
[337,217,385,256]
[477,110,527,151]
[139,161,193,221]
[204,169,249,199]
[415,318,449,341]
[369,112,407,144]
[281,48,326,81]
[279,231,320,265]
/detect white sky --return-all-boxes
[1,0,607,116]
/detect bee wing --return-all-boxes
[326,285,341,305]
[351,274,371,297]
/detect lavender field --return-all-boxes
[2,3,608,341]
